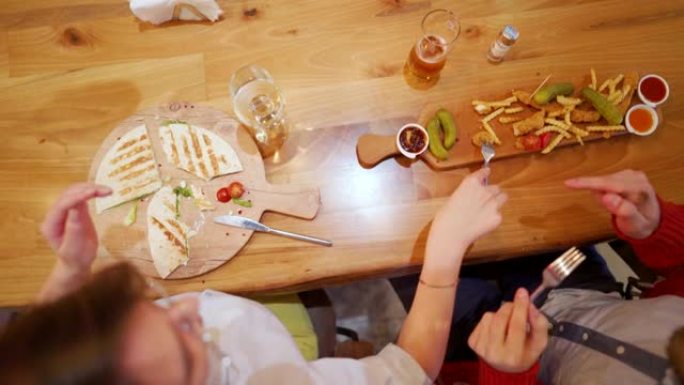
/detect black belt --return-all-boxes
[547,318,671,382]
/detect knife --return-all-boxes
[213,215,333,247]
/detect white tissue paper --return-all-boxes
[129,0,223,25]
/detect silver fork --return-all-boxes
[530,247,587,305]
[481,142,495,184]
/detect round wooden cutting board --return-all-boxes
[88,102,321,279]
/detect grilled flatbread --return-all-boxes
[147,186,190,278]
[159,122,242,181]
[95,125,163,213]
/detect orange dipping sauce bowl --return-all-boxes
[626,104,659,137]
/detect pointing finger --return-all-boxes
[506,288,530,352]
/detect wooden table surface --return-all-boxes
[1,0,683,306]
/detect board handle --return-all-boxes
[356,134,400,169]
[253,184,321,219]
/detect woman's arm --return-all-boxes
[398,168,507,380]
[37,183,111,303]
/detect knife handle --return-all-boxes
[267,228,333,247]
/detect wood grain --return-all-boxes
[1,0,683,305]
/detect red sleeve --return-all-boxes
[479,359,540,385]
[613,198,684,274]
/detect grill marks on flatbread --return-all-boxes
[204,134,220,176]
[150,217,187,256]
[159,122,242,181]
[95,126,162,213]
[147,186,190,278]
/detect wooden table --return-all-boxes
[1,0,683,306]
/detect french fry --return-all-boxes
[590,68,597,90]
[586,125,626,132]
[564,110,572,127]
[576,134,585,146]
[599,79,611,92]
[617,84,632,105]
[504,106,524,114]
[483,107,505,123]
[607,90,623,104]
[544,118,570,129]
[568,125,589,137]
[603,132,611,139]
[608,73,624,96]
[611,90,625,105]
[541,134,564,154]
[499,115,524,124]
[557,95,582,107]
[535,125,572,138]
[612,73,624,87]
[608,81,616,95]
[482,121,502,145]
[472,96,517,108]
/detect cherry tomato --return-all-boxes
[227,182,245,199]
[540,132,552,149]
[520,134,542,152]
[216,187,231,203]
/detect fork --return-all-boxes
[480,142,495,184]
[530,247,587,306]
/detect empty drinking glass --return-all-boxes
[229,65,288,158]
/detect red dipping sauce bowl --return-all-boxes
[396,123,429,159]
[637,74,669,107]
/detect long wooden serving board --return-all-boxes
[357,71,646,170]
[88,103,321,279]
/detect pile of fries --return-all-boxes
[469,69,636,155]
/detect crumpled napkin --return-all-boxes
[129,0,223,25]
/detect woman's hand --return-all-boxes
[41,183,112,274]
[468,288,549,373]
[565,169,660,239]
[426,168,507,268]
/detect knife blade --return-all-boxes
[214,215,269,232]
[213,215,333,247]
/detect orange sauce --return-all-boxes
[629,108,653,133]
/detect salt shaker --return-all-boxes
[487,25,519,63]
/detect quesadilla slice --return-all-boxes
[147,186,190,278]
[95,125,163,213]
[159,121,242,181]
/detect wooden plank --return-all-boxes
[0,1,129,30]
[0,31,7,78]
[0,54,206,163]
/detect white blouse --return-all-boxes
[178,290,431,385]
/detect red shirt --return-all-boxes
[449,199,684,385]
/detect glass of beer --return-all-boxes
[404,9,460,83]
[229,65,288,158]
